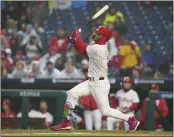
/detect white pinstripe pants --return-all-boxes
[66,80,129,121]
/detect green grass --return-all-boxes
[1,129,173,136]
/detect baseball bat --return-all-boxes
[68,5,109,45]
[79,5,109,31]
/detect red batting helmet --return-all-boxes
[123,77,133,84]
[95,26,112,41]
[151,84,159,91]
[3,99,12,107]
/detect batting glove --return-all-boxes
[68,28,82,44]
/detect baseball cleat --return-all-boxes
[50,118,72,131]
[127,117,140,132]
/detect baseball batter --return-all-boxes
[51,26,140,132]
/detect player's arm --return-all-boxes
[129,103,138,110]
[154,99,168,118]
[129,91,140,110]
[135,45,142,63]
[74,36,88,56]
[118,47,125,67]
[69,29,88,56]
[123,91,140,113]
[160,99,169,117]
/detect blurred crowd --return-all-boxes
[1,1,173,79]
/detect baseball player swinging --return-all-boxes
[51,26,140,132]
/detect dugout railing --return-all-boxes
[1,89,67,129]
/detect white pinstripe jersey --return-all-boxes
[86,44,108,78]
[115,89,140,109]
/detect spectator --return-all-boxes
[6,18,18,30]
[80,95,102,130]
[31,2,48,22]
[55,57,64,71]
[38,100,54,128]
[1,49,13,70]
[1,99,16,118]
[153,71,162,79]
[5,48,13,64]
[81,59,88,69]
[48,1,54,16]
[41,61,61,79]
[21,34,43,59]
[50,0,72,10]
[115,21,128,36]
[60,57,83,79]
[132,66,141,78]
[119,40,142,77]
[1,29,10,48]
[141,84,169,131]
[11,30,25,57]
[21,24,42,48]
[40,46,61,71]
[103,7,124,26]
[17,14,28,30]
[9,28,18,47]
[167,63,173,78]
[5,3,16,20]
[48,28,68,53]
[14,50,23,64]
[142,42,155,70]
[17,31,25,44]
[23,56,32,74]
[10,61,26,78]
[1,68,10,78]
[110,54,122,77]
[141,61,153,77]
[106,22,118,60]
[107,77,140,131]
[34,20,45,34]
[108,22,126,49]
[26,60,43,78]
[5,3,18,29]
[25,7,32,23]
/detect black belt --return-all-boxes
[89,77,104,81]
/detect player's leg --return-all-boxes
[90,80,129,121]
[84,110,93,130]
[51,80,91,130]
[64,80,91,119]
[70,111,82,125]
[123,113,135,131]
[93,109,102,130]
[90,80,140,132]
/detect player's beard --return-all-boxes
[123,88,131,92]
[92,33,100,42]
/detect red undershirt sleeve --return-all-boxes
[74,36,88,56]
[129,103,138,110]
